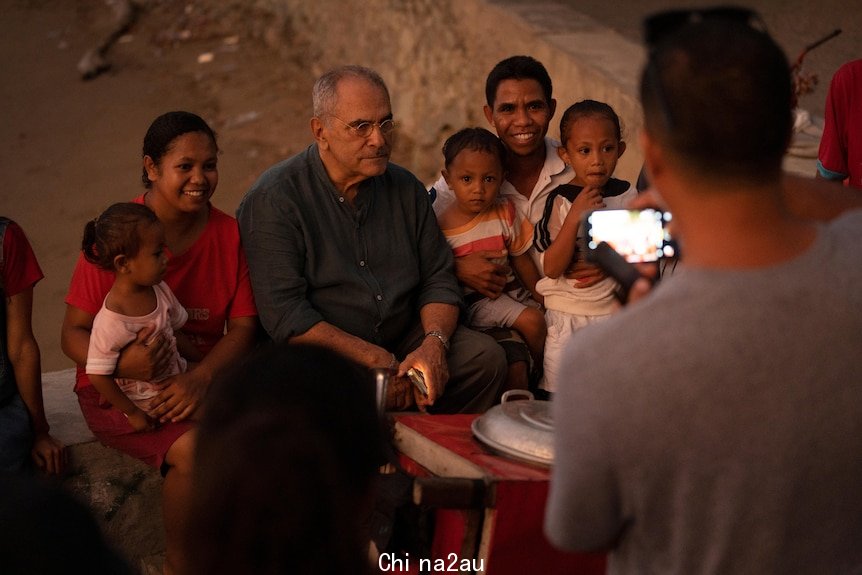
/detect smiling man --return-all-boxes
[431,56,584,392]
[433,56,573,277]
[237,65,506,414]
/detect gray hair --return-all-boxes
[312,65,389,118]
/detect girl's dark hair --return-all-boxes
[141,111,218,188]
[442,127,507,171]
[559,99,623,146]
[81,203,159,271]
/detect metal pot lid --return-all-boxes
[471,390,554,466]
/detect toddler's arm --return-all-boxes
[511,252,544,306]
[86,373,155,432]
[543,186,604,278]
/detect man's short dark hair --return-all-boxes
[485,55,553,108]
[640,19,792,182]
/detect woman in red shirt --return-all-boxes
[61,111,258,574]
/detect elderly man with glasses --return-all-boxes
[544,8,862,574]
[237,65,506,414]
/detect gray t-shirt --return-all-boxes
[545,210,862,574]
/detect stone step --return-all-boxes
[42,369,165,566]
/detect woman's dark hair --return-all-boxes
[559,99,623,146]
[442,127,507,171]
[141,111,217,188]
[185,343,387,575]
[485,55,553,108]
[81,202,159,271]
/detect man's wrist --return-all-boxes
[424,330,450,351]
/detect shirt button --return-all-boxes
[338,196,345,203]
[359,260,366,267]
[376,295,383,301]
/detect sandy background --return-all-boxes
[559,0,860,119]
[2,0,858,371]
[3,0,315,371]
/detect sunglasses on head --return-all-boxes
[642,5,768,132]
[643,5,768,48]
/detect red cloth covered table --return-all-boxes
[391,414,605,575]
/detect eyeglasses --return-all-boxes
[329,115,396,138]
[642,6,768,132]
[643,7,767,48]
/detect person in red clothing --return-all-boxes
[0,217,66,475]
[817,58,862,189]
[61,111,258,575]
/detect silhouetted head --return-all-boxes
[186,343,387,575]
[640,9,792,183]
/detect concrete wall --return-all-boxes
[248,0,645,184]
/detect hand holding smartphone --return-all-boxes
[583,208,677,302]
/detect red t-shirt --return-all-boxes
[65,200,257,390]
[818,59,862,190]
[1,219,44,296]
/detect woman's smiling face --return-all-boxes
[144,131,218,214]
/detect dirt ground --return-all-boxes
[559,0,859,119]
[2,0,859,371]
[2,0,316,370]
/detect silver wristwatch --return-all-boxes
[424,330,450,350]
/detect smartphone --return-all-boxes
[583,208,676,263]
[406,368,429,397]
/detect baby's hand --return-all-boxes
[126,409,156,432]
[571,185,605,216]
